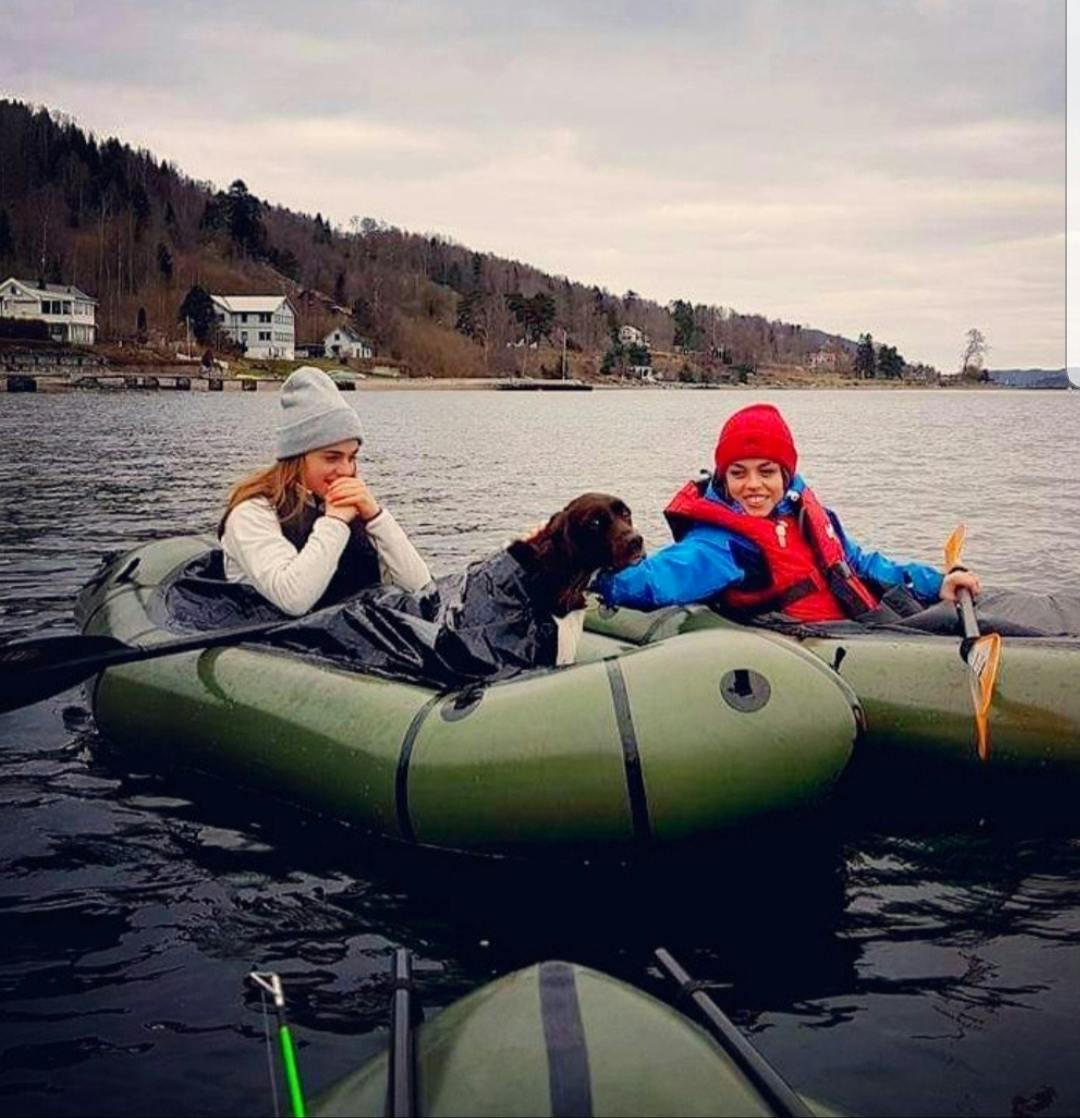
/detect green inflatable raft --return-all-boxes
[74,536,860,852]
[586,600,1080,770]
[310,951,831,1117]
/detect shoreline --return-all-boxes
[1,373,1059,394]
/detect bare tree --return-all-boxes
[960,328,988,374]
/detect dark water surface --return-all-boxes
[1,387,1078,1117]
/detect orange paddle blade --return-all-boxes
[968,632,1002,762]
[944,523,966,571]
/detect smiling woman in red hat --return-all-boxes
[594,403,980,623]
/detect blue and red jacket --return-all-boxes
[594,475,944,620]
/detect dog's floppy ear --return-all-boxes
[554,508,583,563]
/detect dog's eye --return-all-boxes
[587,516,604,530]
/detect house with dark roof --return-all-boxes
[323,324,373,360]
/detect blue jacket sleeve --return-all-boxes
[593,527,746,610]
[831,513,944,602]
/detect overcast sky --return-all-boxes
[4,0,1066,370]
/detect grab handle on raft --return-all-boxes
[943,524,1002,762]
[654,948,812,1118]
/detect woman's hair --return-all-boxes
[218,457,306,537]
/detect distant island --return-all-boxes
[986,368,1072,389]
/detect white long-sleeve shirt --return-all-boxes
[221,497,432,616]
[224,497,584,664]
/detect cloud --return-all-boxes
[0,0,1065,368]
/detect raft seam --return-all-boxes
[604,660,652,843]
[394,692,444,844]
[539,962,593,1118]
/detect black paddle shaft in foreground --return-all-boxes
[654,948,813,1118]
[385,948,419,1118]
[0,620,292,715]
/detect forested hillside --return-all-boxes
[0,99,859,377]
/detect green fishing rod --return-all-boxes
[250,971,307,1117]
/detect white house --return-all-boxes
[618,324,649,347]
[210,294,295,359]
[810,347,844,371]
[0,277,97,344]
[323,324,373,360]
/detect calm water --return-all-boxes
[1,387,1078,1117]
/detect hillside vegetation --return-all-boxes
[1,99,872,379]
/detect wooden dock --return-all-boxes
[0,369,293,393]
[496,378,593,392]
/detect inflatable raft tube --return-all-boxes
[75,537,861,852]
[311,958,834,1117]
[586,601,1080,770]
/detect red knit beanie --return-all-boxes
[713,404,798,477]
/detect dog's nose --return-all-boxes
[629,533,644,553]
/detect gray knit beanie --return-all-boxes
[276,366,363,459]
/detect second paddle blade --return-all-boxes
[0,633,129,714]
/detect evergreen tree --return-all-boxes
[178,284,216,343]
[0,208,13,259]
[156,241,173,282]
[600,346,621,374]
[266,245,301,280]
[226,179,266,256]
[199,193,226,236]
[528,292,556,343]
[626,342,651,367]
[334,271,347,307]
[877,344,904,379]
[312,213,334,246]
[506,292,556,344]
[671,299,699,351]
[351,295,373,335]
[131,184,151,239]
[455,291,482,340]
[854,333,876,379]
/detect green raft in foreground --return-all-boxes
[310,953,832,1117]
[74,537,860,853]
[586,600,1080,770]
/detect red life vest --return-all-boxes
[664,480,880,622]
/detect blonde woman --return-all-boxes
[219,366,430,615]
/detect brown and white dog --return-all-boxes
[507,492,644,664]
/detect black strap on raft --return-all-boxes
[385,948,419,1118]
[653,948,812,1118]
[538,961,593,1118]
[604,661,652,843]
